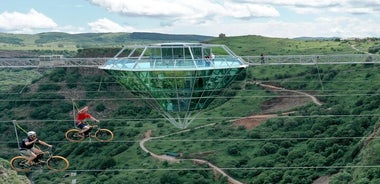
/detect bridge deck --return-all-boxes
[0,54,378,68]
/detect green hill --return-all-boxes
[1,34,380,183]
[208,35,380,55]
[0,32,213,52]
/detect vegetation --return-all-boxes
[0,158,30,184]
[208,35,380,55]
[0,32,213,51]
[1,33,380,183]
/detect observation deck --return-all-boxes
[98,43,248,129]
[99,43,248,71]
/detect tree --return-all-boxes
[330,171,352,184]
[160,172,181,184]
[227,145,240,156]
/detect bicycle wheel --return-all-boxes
[65,129,85,142]
[95,129,114,142]
[47,156,70,171]
[10,156,32,172]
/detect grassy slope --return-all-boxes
[1,34,380,183]
[209,35,362,55]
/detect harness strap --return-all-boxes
[72,99,80,128]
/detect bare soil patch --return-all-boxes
[233,84,315,129]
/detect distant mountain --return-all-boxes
[293,36,341,41]
[0,32,214,51]
[129,32,213,42]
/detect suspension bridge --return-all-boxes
[0,54,379,68]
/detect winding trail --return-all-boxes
[350,44,371,54]
[258,82,322,106]
[139,82,323,184]
[140,124,243,184]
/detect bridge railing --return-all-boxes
[241,54,380,65]
[0,58,109,68]
[63,58,108,67]
[0,55,379,68]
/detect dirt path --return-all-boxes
[350,44,371,54]
[139,82,324,183]
[258,82,322,106]
[140,124,243,184]
[234,82,322,129]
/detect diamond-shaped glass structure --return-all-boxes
[99,43,248,128]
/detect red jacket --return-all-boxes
[76,113,92,125]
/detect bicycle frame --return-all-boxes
[10,147,69,172]
[65,122,114,142]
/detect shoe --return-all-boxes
[82,131,90,137]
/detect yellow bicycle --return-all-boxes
[10,147,69,172]
[65,123,114,142]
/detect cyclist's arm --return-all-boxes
[24,139,38,146]
[89,115,99,122]
[38,140,52,148]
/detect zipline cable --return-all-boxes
[65,165,380,171]
[72,99,80,128]
[1,113,380,123]
[1,93,380,103]
[20,165,380,173]
[12,120,21,149]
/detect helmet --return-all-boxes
[27,131,36,137]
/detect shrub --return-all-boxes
[95,103,106,112]
[37,83,61,91]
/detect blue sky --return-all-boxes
[0,0,380,38]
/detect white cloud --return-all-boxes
[235,0,380,15]
[212,16,380,38]
[88,18,136,32]
[0,9,57,32]
[264,0,342,7]
[83,0,380,38]
[1,0,379,38]
[87,0,279,21]
[88,0,193,17]
[221,2,279,18]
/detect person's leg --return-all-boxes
[31,147,43,155]
[21,149,32,164]
[26,151,37,165]
[80,125,91,134]
[31,147,45,162]
[78,123,90,134]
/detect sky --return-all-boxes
[0,0,380,38]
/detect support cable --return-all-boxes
[12,120,21,149]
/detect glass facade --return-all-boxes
[105,68,244,112]
[99,43,248,128]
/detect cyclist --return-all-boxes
[76,106,99,135]
[20,131,52,166]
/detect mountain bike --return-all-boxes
[65,123,114,142]
[10,147,69,172]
